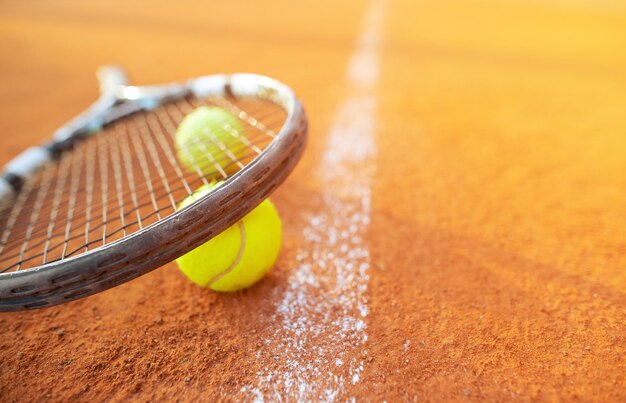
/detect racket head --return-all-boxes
[0,72,307,311]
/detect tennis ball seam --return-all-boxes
[207,221,246,287]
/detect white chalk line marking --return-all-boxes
[242,0,384,400]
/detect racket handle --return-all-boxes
[52,66,126,144]
[97,65,128,95]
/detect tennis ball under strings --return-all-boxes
[175,183,282,291]
[175,106,247,178]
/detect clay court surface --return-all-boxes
[1,0,626,400]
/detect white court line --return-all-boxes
[242,0,384,400]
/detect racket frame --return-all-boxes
[0,68,307,311]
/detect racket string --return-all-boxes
[97,134,110,246]
[59,140,85,261]
[82,135,96,254]
[0,95,287,273]
[0,105,278,262]
[173,101,246,174]
[125,119,163,220]
[0,168,38,257]
[39,149,74,266]
[210,96,278,139]
[160,103,225,184]
[137,109,193,201]
[16,161,57,269]
[116,122,144,231]
[190,98,264,155]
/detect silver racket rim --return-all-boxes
[0,73,308,312]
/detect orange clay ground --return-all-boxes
[1,0,625,400]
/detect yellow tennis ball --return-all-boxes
[175,183,282,291]
[175,106,247,178]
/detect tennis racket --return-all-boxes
[0,66,307,311]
